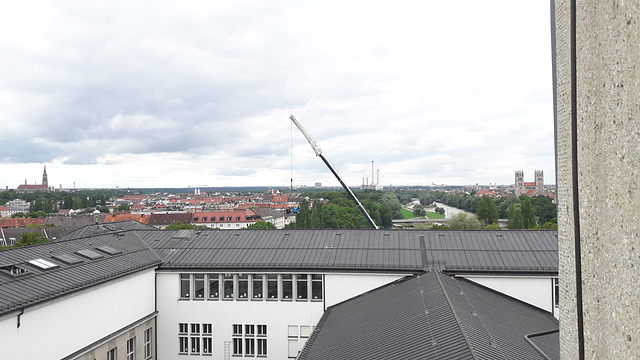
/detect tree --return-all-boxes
[117,204,131,211]
[15,232,49,247]
[446,213,482,230]
[165,222,198,230]
[412,206,426,217]
[476,195,498,225]
[97,206,110,213]
[434,207,445,215]
[246,221,276,229]
[507,203,524,229]
[11,212,26,218]
[520,197,536,229]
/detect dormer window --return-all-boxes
[202,217,207,222]
[194,216,199,221]
[227,217,232,221]
[236,216,241,221]
[219,216,224,221]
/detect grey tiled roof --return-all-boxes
[299,270,559,360]
[0,231,162,316]
[135,229,557,274]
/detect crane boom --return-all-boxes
[290,115,378,229]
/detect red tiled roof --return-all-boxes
[103,214,151,224]
[523,182,537,186]
[0,218,46,228]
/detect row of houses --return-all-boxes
[103,208,296,229]
[0,223,559,359]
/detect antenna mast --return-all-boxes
[290,115,378,229]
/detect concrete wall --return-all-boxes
[0,269,156,360]
[555,1,640,358]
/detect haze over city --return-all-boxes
[0,1,554,189]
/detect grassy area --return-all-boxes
[401,208,416,219]
[425,211,445,219]
[402,208,445,219]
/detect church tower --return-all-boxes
[515,170,524,196]
[535,170,544,192]
[42,165,49,191]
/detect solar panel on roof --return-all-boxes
[52,254,84,265]
[28,258,59,270]
[96,245,122,255]
[76,249,104,260]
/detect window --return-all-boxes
[245,325,255,336]
[179,337,189,354]
[257,325,267,336]
[191,323,200,334]
[224,274,234,298]
[126,337,135,360]
[252,274,263,299]
[202,216,207,221]
[219,216,224,221]
[297,275,308,300]
[233,338,243,356]
[203,323,212,335]
[209,274,220,299]
[179,273,322,302]
[144,328,152,360]
[245,338,255,356]
[227,216,232,221]
[257,339,267,357]
[107,347,117,360]
[554,278,559,307]
[191,337,200,354]
[195,274,205,299]
[267,275,278,299]
[236,216,241,221]
[233,324,266,357]
[233,324,243,336]
[203,337,212,355]
[180,274,190,298]
[288,325,313,359]
[238,274,248,299]
[179,323,188,334]
[282,275,293,299]
[312,274,323,299]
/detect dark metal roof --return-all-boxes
[299,270,559,360]
[0,231,162,316]
[57,220,156,241]
[134,229,557,274]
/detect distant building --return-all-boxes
[514,170,543,196]
[16,165,50,193]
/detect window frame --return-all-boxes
[126,337,136,360]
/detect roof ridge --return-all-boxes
[433,270,479,360]
[446,273,508,359]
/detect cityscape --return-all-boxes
[1,1,638,359]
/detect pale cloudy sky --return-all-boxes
[0,1,554,189]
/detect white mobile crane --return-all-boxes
[290,115,378,229]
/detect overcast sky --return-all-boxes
[0,1,554,189]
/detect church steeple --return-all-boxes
[42,165,48,190]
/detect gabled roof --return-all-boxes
[58,220,156,241]
[0,230,162,316]
[299,270,559,360]
[133,229,557,274]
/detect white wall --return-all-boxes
[0,268,157,360]
[156,272,407,359]
[157,272,325,359]
[461,275,557,317]
[324,273,406,307]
